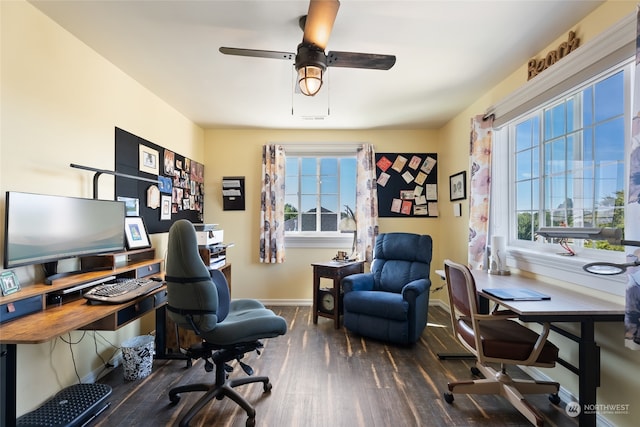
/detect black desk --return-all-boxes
[471,270,624,427]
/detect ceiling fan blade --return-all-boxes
[219,47,295,61]
[302,0,340,50]
[327,51,396,70]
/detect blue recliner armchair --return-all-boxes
[341,233,432,345]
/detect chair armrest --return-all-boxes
[401,278,431,301]
[342,273,374,293]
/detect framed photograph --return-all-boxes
[117,196,140,216]
[139,144,159,175]
[124,216,151,250]
[0,270,21,296]
[449,171,467,201]
[160,195,172,220]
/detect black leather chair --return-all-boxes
[442,259,560,426]
[165,220,287,427]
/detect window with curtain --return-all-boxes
[282,145,358,248]
[512,66,627,252]
[489,12,635,295]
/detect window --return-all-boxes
[281,144,359,248]
[285,156,356,232]
[513,68,627,252]
[488,13,635,295]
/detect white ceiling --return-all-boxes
[30,0,604,130]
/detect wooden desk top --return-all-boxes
[0,287,166,344]
[311,260,364,268]
[0,258,165,345]
[471,270,624,321]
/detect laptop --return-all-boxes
[482,288,550,301]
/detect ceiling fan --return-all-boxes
[219,0,396,97]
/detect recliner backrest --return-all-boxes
[371,233,432,293]
[166,219,220,333]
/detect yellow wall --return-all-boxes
[3,0,640,425]
[203,129,445,300]
[437,2,640,426]
[1,1,204,415]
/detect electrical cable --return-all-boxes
[59,332,84,384]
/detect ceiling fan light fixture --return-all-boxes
[297,65,324,96]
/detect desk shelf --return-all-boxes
[0,254,162,332]
[0,254,165,427]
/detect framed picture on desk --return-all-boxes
[124,216,151,250]
[0,270,20,296]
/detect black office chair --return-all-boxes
[442,259,561,426]
[165,220,287,427]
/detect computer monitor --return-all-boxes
[3,192,125,282]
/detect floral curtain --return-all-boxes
[624,6,640,349]
[355,144,379,262]
[468,115,494,269]
[259,144,286,263]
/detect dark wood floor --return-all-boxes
[95,306,578,427]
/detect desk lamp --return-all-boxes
[536,227,640,275]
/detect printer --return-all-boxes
[194,224,224,246]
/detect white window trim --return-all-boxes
[489,14,634,297]
[286,232,354,248]
[280,142,361,248]
[488,12,635,128]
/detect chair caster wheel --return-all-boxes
[549,393,561,405]
[444,392,454,404]
[169,393,181,404]
[264,382,273,393]
[470,367,481,376]
[246,417,256,427]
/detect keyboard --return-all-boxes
[83,277,163,304]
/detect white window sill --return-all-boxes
[285,232,354,248]
[506,247,627,297]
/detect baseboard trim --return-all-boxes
[260,299,448,307]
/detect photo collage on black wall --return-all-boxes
[162,149,205,217]
[115,127,204,234]
[375,152,439,218]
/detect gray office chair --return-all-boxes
[165,220,287,427]
[442,259,560,426]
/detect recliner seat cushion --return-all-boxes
[457,318,559,363]
[343,291,408,321]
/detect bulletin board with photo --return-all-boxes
[375,153,438,217]
[115,127,204,233]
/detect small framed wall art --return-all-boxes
[449,171,467,201]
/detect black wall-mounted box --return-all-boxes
[222,176,245,211]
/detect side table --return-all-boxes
[311,261,365,329]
